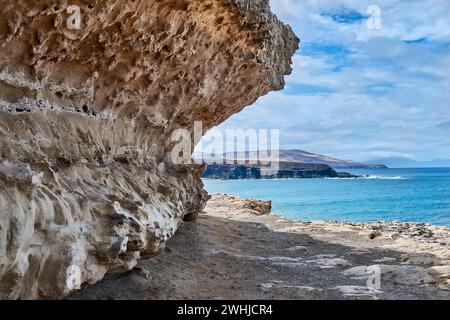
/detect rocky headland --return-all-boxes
[202,161,361,179]
[198,149,387,169]
[71,194,450,300]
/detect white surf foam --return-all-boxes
[363,175,406,180]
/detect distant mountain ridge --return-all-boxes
[196,149,387,169]
[367,157,450,168]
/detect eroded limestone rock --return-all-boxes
[0,0,298,299]
[208,193,272,216]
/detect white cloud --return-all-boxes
[199,0,450,162]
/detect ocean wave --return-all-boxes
[361,175,406,180]
[325,175,407,180]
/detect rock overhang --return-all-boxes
[0,0,298,129]
[0,0,298,299]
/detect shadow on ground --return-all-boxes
[69,213,449,300]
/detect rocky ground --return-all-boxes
[71,194,450,300]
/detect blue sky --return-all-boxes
[200,0,450,162]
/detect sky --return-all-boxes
[198,0,450,162]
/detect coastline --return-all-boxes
[202,167,450,228]
[71,194,450,300]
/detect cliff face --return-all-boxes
[203,162,341,179]
[0,0,298,299]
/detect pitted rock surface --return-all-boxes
[0,0,298,299]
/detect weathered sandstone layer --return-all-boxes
[0,0,298,299]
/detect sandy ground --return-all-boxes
[70,194,450,300]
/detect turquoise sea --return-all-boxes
[203,168,450,227]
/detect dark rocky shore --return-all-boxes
[202,162,361,179]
